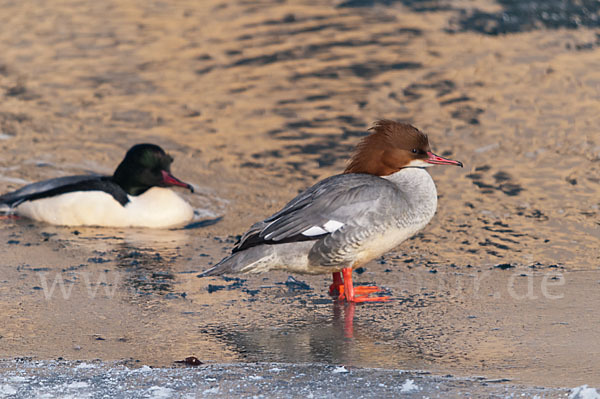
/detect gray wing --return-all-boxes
[233,173,400,252]
[0,174,104,208]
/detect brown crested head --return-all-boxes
[344,120,432,176]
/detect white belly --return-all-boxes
[353,223,426,267]
[16,187,193,228]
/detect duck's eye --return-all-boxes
[411,148,418,154]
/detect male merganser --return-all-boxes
[0,144,194,228]
[200,120,462,302]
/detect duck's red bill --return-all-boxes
[161,170,194,192]
[426,152,463,167]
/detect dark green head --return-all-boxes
[112,144,193,196]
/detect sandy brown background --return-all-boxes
[1,0,599,388]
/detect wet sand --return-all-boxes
[1,0,599,392]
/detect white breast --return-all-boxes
[351,167,439,264]
[383,167,438,227]
[16,187,193,228]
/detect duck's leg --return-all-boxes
[329,269,389,301]
[329,272,343,296]
[341,267,390,302]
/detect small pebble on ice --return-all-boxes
[332,366,349,373]
[400,379,420,393]
[148,386,174,399]
[75,363,94,369]
[0,384,17,395]
[67,381,89,389]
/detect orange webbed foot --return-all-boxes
[335,268,391,303]
[343,285,390,302]
[333,285,383,299]
[353,286,381,294]
[348,295,390,303]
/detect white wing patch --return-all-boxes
[302,220,344,237]
[301,226,328,236]
[323,220,344,232]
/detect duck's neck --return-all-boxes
[110,174,151,196]
[383,167,438,219]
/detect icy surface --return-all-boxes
[0,359,572,398]
[570,385,600,399]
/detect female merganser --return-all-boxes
[201,120,462,302]
[0,144,194,228]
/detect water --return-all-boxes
[0,0,599,395]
